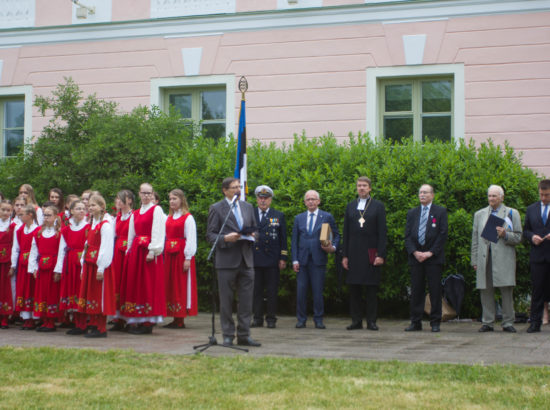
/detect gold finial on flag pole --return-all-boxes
[239,76,248,100]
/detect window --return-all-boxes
[382,78,452,142]
[0,98,25,157]
[151,75,235,140]
[165,87,226,139]
[366,64,464,143]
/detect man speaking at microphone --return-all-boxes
[206,177,260,347]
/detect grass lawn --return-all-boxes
[1,346,549,408]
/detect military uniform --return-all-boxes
[252,186,288,328]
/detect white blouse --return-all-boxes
[171,211,197,260]
[53,218,88,274]
[127,203,165,256]
[0,218,10,232]
[28,226,57,273]
[11,223,38,269]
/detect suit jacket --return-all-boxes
[343,197,387,285]
[253,207,288,268]
[404,203,448,266]
[523,201,550,264]
[206,199,257,269]
[291,209,339,267]
[471,205,522,288]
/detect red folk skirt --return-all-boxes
[33,233,61,319]
[164,213,198,317]
[59,226,88,312]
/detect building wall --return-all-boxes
[1,0,549,174]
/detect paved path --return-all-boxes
[1,314,549,366]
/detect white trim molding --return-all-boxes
[366,64,465,142]
[0,84,33,146]
[150,74,235,139]
[1,0,549,47]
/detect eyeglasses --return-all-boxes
[140,192,153,195]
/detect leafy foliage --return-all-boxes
[0,77,193,201]
[154,133,540,317]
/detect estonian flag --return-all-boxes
[234,97,247,200]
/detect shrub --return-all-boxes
[154,133,540,318]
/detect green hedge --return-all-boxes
[0,79,540,318]
[154,133,540,318]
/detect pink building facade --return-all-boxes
[1,0,549,174]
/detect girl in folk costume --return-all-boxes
[12,196,26,228]
[78,194,115,338]
[49,188,68,226]
[0,200,15,328]
[18,184,44,225]
[119,183,166,335]
[54,200,89,335]
[164,189,198,329]
[10,205,40,330]
[109,190,134,332]
[29,206,62,332]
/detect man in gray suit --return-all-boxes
[206,177,260,347]
[471,185,522,333]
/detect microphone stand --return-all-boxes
[194,199,248,353]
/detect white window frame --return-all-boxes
[151,75,235,140]
[366,64,464,142]
[0,85,32,158]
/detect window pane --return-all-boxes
[384,116,413,142]
[4,129,24,156]
[422,115,451,142]
[422,80,451,112]
[5,100,24,128]
[201,90,225,120]
[385,84,412,112]
[202,123,225,139]
[169,94,192,118]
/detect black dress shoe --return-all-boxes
[431,324,440,333]
[110,322,127,331]
[366,321,379,331]
[237,336,261,347]
[527,323,541,333]
[405,322,422,332]
[346,322,363,330]
[295,322,306,328]
[85,329,107,338]
[222,337,234,346]
[478,324,494,332]
[66,327,86,335]
[315,322,326,329]
[502,326,517,333]
[250,320,263,328]
[267,322,276,329]
[128,325,153,335]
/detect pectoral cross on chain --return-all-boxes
[359,217,365,228]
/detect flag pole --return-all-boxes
[235,76,248,200]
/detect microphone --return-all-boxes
[231,194,239,206]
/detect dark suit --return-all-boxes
[206,198,257,340]
[523,201,550,325]
[252,207,288,325]
[343,197,387,324]
[291,209,339,324]
[404,203,448,325]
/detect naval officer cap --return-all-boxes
[255,185,273,198]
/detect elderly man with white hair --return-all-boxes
[471,185,522,333]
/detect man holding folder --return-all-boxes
[471,185,522,333]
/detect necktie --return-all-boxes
[543,204,549,225]
[261,211,266,223]
[308,213,315,234]
[418,206,428,245]
[233,203,242,230]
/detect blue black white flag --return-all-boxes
[234,98,247,200]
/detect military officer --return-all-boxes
[251,185,288,328]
